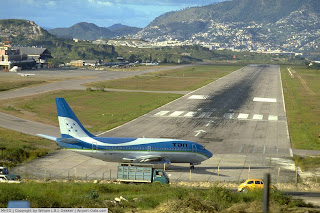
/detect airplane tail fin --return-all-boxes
[55,97,94,138]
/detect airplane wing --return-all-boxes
[123,155,171,164]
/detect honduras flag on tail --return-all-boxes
[56,97,95,138]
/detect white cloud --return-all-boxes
[97,1,113,7]
[46,1,57,7]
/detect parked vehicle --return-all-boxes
[0,167,21,182]
[238,178,276,193]
[0,167,9,175]
[117,164,169,184]
[0,174,22,183]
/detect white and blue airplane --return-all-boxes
[38,98,213,169]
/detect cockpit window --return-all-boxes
[201,146,205,150]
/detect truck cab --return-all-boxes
[153,169,170,184]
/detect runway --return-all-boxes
[102,65,292,157]
[2,65,296,183]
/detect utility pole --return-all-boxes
[0,147,6,166]
[263,173,270,213]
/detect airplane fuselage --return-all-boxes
[57,137,211,164]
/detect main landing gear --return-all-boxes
[190,163,195,169]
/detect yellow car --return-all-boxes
[237,179,276,193]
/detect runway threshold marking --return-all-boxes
[223,113,234,119]
[153,111,282,123]
[238,113,249,119]
[199,112,213,118]
[253,97,277,103]
[188,95,211,100]
[184,112,197,117]
[252,114,263,120]
[168,111,184,117]
[154,111,170,116]
[268,115,278,121]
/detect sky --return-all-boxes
[0,0,224,29]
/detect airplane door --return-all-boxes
[192,144,197,155]
[148,146,151,152]
[92,142,97,154]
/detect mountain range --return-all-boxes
[49,22,142,40]
[1,0,320,55]
[136,0,320,53]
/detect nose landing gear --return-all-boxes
[190,163,195,169]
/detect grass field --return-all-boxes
[86,65,241,91]
[0,127,57,168]
[0,90,182,133]
[0,80,45,92]
[280,65,320,150]
[294,156,320,172]
[0,182,311,211]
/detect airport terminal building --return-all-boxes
[0,45,52,71]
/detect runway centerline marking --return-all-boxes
[253,97,277,103]
[194,130,206,137]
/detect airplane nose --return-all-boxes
[207,150,213,158]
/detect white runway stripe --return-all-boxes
[168,111,185,117]
[253,97,277,103]
[252,114,263,120]
[237,113,249,119]
[268,115,278,121]
[188,95,211,100]
[223,113,234,119]
[184,112,197,117]
[199,112,213,118]
[154,111,170,116]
